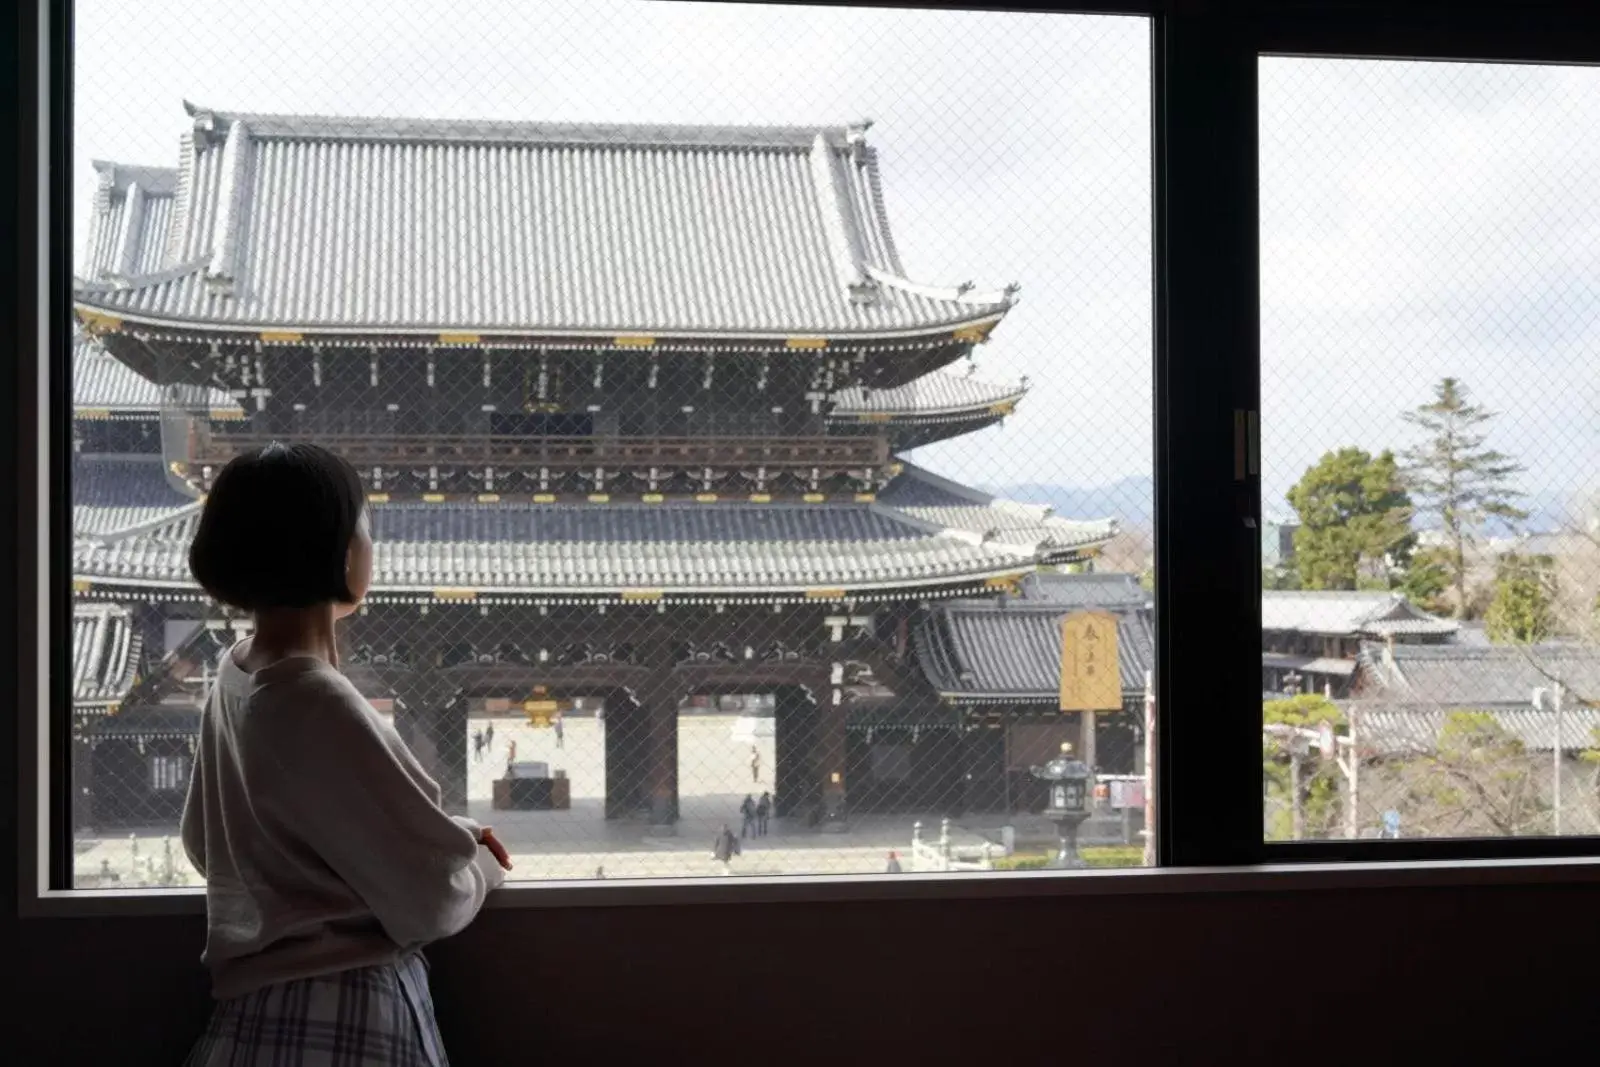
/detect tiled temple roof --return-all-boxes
[71,460,1115,598]
[76,104,1015,339]
[914,572,1153,703]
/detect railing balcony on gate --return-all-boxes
[185,428,892,478]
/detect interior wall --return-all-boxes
[9,882,1595,1064]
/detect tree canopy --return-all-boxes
[1401,378,1527,618]
[1285,447,1414,590]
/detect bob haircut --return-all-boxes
[189,443,368,611]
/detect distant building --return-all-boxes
[912,572,1154,812]
[1347,640,1600,759]
[1261,590,1457,698]
[1262,515,1299,572]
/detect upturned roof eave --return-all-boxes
[73,292,1013,348]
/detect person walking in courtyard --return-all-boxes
[712,823,741,876]
[739,794,757,838]
[750,744,761,784]
[472,728,484,763]
[756,791,772,836]
[886,850,903,874]
[553,713,564,749]
[485,720,495,752]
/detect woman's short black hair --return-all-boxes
[189,443,368,611]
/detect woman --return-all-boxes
[180,444,511,1066]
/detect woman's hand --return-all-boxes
[479,827,513,871]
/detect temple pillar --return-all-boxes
[817,661,848,830]
[603,690,643,820]
[393,651,467,815]
[640,676,680,827]
[774,683,818,819]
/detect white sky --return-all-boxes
[72,2,1598,527]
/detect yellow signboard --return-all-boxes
[1058,610,1121,713]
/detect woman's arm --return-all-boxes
[179,741,207,878]
[250,673,506,948]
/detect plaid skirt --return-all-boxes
[185,952,448,1067]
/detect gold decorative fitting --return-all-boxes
[805,588,847,600]
[786,337,828,349]
[642,493,665,504]
[748,493,772,503]
[422,493,446,503]
[988,401,1016,415]
[260,330,303,343]
[622,590,664,602]
[854,493,877,503]
[588,493,610,503]
[211,408,246,420]
[533,493,557,503]
[367,492,391,504]
[77,408,111,420]
[477,493,501,503]
[803,493,827,503]
[77,309,123,333]
[953,322,994,343]
[433,588,478,602]
[694,493,718,503]
[613,335,655,347]
[438,332,480,344]
[859,412,891,423]
[72,578,92,593]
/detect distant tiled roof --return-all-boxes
[73,603,142,705]
[1351,706,1600,757]
[1353,641,1600,708]
[75,104,1015,338]
[1262,652,1356,678]
[914,573,1154,703]
[878,464,1116,555]
[1262,590,1457,638]
[72,457,199,536]
[1014,571,1148,608]
[73,332,237,415]
[829,372,1024,418]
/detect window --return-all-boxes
[27,4,1600,909]
[60,0,1154,887]
[1260,57,1600,843]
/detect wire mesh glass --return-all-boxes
[67,0,1154,886]
[1260,57,1600,843]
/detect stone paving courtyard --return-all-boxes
[74,715,1014,886]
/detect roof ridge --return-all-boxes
[183,100,874,150]
[91,160,181,196]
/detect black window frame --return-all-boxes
[13,0,1600,913]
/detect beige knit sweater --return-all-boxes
[180,642,505,999]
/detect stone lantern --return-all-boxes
[1031,742,1092,869]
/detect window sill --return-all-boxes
[24,856,1600,918]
